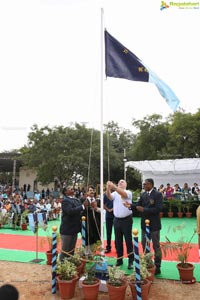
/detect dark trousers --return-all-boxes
[141,230,162,268]
[59,234,77,261]
[114,215,134,262]
[105,217,114,250]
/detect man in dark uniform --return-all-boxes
[81,185,101,254]
[59,186,88,261]
[124,178,163,275]
[103,193,114,253]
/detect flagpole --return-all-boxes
[100,7,104,252]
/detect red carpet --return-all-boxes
[0,233,52,252]
[103,241,200,263]
[0,233,199,263]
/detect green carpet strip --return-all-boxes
[0,249,46,264]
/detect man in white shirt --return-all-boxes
[106,179,134,269]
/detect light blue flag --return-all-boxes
[148,68,180,112]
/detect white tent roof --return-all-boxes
[125,158,200,188]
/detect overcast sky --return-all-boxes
[0,0,199,152]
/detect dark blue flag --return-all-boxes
[105,30,180,111]
[105,31,149,82]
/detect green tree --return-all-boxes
[18,110,200,192]
[20,124,101,186]
[130,114,169,160]
[166,110,200,158]
[104,122,136,182]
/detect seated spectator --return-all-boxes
[28,199,37,213]
[192,183,200,195]
[11,200,21,214]
[174,183,181,192]
[1,200,11,216]
[173,184,182,199]
[3,193,8,200]
[158,184,165,195]
[4,200,11,211]
[44,199,52,220]
[52,199,61,219]
[36,199,47,212]
[165,183,174,199]
[181,182,191,195]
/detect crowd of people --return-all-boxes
[157,182,200,199]
[0,185,62,228]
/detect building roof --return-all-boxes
[0,152,22,172]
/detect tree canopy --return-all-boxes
[17,110,200,190]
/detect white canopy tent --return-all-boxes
[125,158,200,189]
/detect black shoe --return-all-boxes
[116,259,123,267]
[155,268,161,275]
[105,249,111,254]
[128,262,133,270]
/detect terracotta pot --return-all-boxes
[167,212,174,218]
[76,261,85,278]
[21,223,28,230]
[177,263,195,283]
[177,212,183,218]
[82,278,100,300]
[56,274,60,290]
[106,279,128,300]
[147,265,156,291]
[46,250,58,265]
[159,212,164,218]
[147,265,156,282]
[129,279,150,300]
[185,212,192,218]
[57,275,78,299]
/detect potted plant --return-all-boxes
[160,200,168,218]
[173,199,183,218]
[56,258,78,299]
[183,195,193,217]
[106,265,127,300]
[167,198,175,218]
[128,257,151,300]
[68,252,85,278]
[40,226,61,265]
[161,223,196,283]
[20,209,29,230]
[79,240,105,300]
[81,267,100,300]
[86,240,104,259]
[74,245,88,273]
[142,252,156,284]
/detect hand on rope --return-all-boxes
[82,200,89,208]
